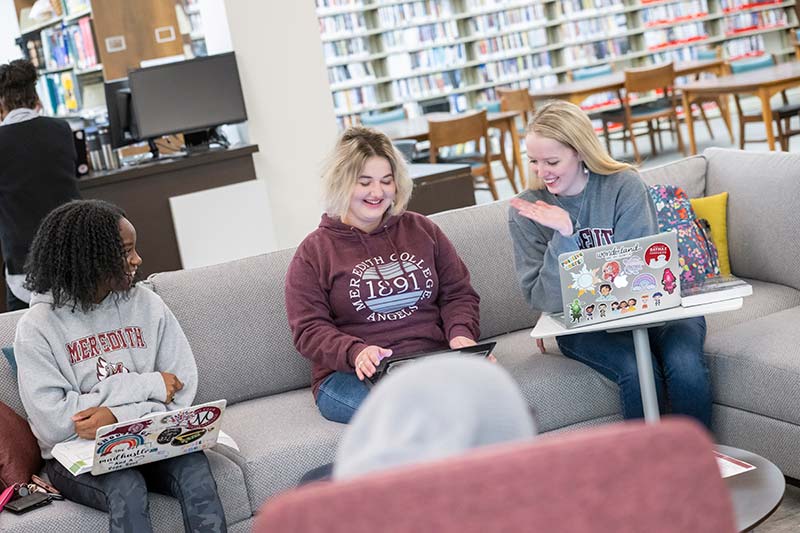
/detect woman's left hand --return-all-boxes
[72,407,118,440]
[449,336,476,349]
[510,197,573,236]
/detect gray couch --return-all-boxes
[0,147,797,531]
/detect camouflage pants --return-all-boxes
[44,451,227,533]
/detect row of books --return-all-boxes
[63,0,91,15]
[318,12,367,36]
[40,17,98,71]
[468,5,547,33]
[381,21,459,50]
[724,34,767,57]
[332,85,378,114]
[641,0,709,26]
[37,71,80,116]
[385,45,467,75]
[723,9,787,33]
[390,71,463,100]
[316,0,363,9]
[475,52,553,83]
[323,37,369,61]
[474,28,548,58]
[719,0,784,11]
[376,1,454,26]
[562,36,631,63]
[328,62,376,85]
[650,43,712,62]
[558,0,625,17]
[644,22,709,49]
[561,15,629,43]
[464,0,530,11]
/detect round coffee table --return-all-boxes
[718,445,785,532]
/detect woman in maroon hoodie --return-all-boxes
[285,126,481,423]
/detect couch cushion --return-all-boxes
[430,201,539,339]
[218,389,345,511]
[0,448,251,532]
[704,279,800,334]
[705,305,800,426]
[0,310,25,416]
[703,148,800,291]
[145,250,312,406]
[490,329,621,431]
[639,154,707,198]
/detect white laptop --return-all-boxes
[557,231,682,329]
[52,399,227,476]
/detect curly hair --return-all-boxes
[0,59,39,111]
[24,200,129,312]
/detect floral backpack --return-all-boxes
[647,185,720,285]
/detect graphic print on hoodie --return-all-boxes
[286,211,480,398]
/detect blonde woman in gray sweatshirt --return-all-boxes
[14,200,226,533]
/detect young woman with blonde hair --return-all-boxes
[508,100,711,427]
[286,126,480,423]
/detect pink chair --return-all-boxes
[254,418,736,533]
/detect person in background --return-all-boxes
[15,200,226,533]
[285,126,481,424]
[333,356,537,480]
[0,58,81,311]
[507,100,711,428]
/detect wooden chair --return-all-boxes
[569,65,631,156]
[428,110,500,200]
[682,47,734,144]
[727,54,800,151]
[497,87,534,189]
[793,29,800,60]
[601,62,685,164]
[476,100,519,194]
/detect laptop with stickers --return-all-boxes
[557,231,682,329]
[51,400,226,476]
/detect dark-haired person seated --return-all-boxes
[0,59,81,311]
[14,200,226,533]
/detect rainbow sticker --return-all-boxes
[98,434,146,456]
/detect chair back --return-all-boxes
[427,110,489,163]
[624,62,675,93]
[497,87,533,116]
[570,63,613,81]
[476,100,501,113]
[254,419,737,533]
[728,54,775,74]
[361,107,406,126]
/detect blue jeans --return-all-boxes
[316,371,370,424]
[44,451,227,533]
[556,316,711,428]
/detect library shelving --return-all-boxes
[314,0,799,128]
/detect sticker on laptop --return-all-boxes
[561,252,584,271]
[645,242,672,268]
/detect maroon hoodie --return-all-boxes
[285,211,480,398]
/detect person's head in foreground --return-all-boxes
[333,356,537,480]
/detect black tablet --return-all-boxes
[365,341,497,388]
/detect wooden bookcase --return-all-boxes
[315,0,799,128]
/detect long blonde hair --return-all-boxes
[322,126,412,218]
[525,100,634,189]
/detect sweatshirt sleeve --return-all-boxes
[508,207,577,313]
[612,174,659,241]
[151,302,198,409]
[432,224,480,342]
[285,252,367,370]
[15,337,165,452]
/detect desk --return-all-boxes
[679,61,800,153]
[407,164,474,215]
[719,445,786,532]
[374,111,525,191]
[529,59,725,106]
[531,298,743,423]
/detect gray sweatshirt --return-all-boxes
[508,170,658,313]
[14,286,197,459]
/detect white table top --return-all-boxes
[531,298,744,339]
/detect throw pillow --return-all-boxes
[0,402,42,489]
[648,184,721,285]
[2,346,16,376]
[690,192,731,277]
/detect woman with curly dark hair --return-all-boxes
[0,58,80,311]
[14,200,227,533]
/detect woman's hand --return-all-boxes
[160,372,184,403]
[510,197,573,236]
[72,407,118,440]
[449,336,476,349]
[354,346,392,381]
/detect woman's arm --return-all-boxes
[612,175,659,241]
[152,303,198,409]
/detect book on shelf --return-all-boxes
[681,275,753,307]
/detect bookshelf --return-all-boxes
[314,0,798,128]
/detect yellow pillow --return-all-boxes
[690,192,730,276]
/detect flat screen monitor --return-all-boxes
[128,52,247,145]
[104,79,136,149]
